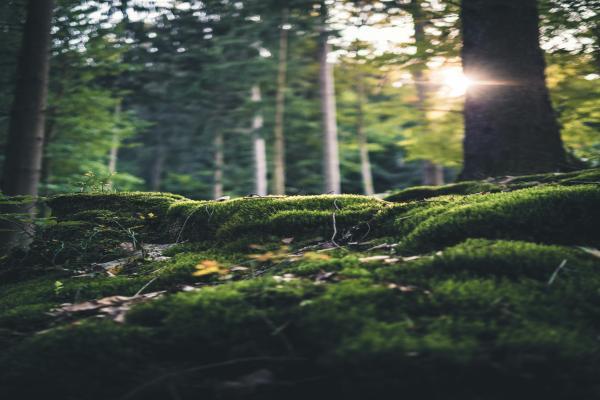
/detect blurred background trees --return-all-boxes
[0,0,597,200]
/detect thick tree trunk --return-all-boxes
[252,85,268,196]
[0,0,54,250]
[273,8,288,195]
[319,27,341,194]
[356,72,374,196]
[460,0,566,179]
[213,131,224,199]
[409,0,445,187]
[1,0,54,196]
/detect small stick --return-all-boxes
[548,259,568,285]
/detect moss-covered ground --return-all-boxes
[1,169,599,399]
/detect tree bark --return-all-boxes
[460,0,566,179]
[107,101,121,190]
[149,140,165,192]
[409,0,445,187]
[1,0,54,196]
[422,160,444,186]
[0,0,54,250]
[213,131,224,199]
[355,71,374,195]
[319,16,341,194]
[272,8,289,195]
[252,85,268,196]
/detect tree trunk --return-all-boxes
[459,0,566,179]
[149,140,165,192]
[252,85,268,196]
[254,136,267,197]
[355,71,374,195]
[107,101,121,190]
[213,131,224,199]
[273,8,289,195]
[0,0,54,250]
[409,0,445,187]
[423,160,445,186]
[319,20,341,194]
[1,0,54,196]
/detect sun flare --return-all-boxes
[440,68,473,97]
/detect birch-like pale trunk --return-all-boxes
[107,102,121,190]
[251,85,268,196]
[272,8,289,195]
[213,131,224,199]
[356,71,374,195]
[319,26,341,194]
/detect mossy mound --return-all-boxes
[168,195,388,243]
[1,171,600,399]
[384,167,600,202]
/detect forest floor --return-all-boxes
[1,168,600,399]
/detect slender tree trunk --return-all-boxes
[409,0,445,187]
[319,20,341,194]
[355,71,374,195]
[423,160,444,186]
[273,8,289,195]
[0,0,54,250]
[213,131,224,199]
[107,101,121,190]
[460,0,566,179]
[254,136,267,196]
[149,140,165,192]
[38,121,56,218]
[251,85,268,196]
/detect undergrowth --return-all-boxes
[0,169,599,399]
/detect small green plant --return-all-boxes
[53,281,64,297]
[77,171,115,193]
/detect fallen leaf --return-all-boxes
[359,255,390,263]
[302,252,331,261]
[315,271,337,282]
[193,260,228,277]
[272,274,296,283]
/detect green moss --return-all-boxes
[384,185,600,253]
[46,191,187,220]
[384,181,500,202]
[4,240,600,398]
[2,172,600,399]
[384,168,600,202]
[168,195,388,243]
